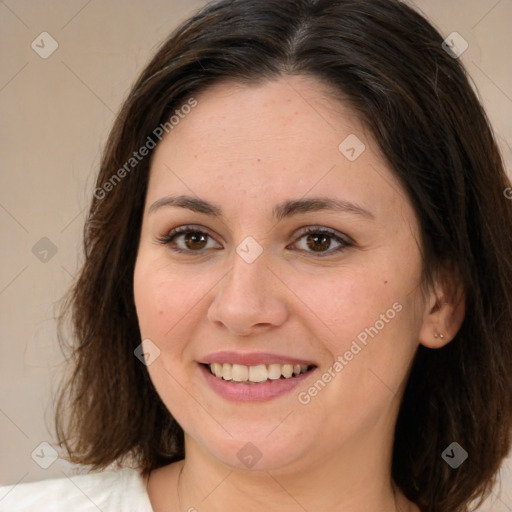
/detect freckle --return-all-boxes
[257,158,261,162]
[384,280,388,284]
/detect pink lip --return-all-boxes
[199,351,316,367]
[198,363,316,402]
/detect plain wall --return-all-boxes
[0,0,511,510]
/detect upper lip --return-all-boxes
[199,351,317,367]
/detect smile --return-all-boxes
[207,362,313,383]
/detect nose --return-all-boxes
[207,249,289,336]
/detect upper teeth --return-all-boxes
[209,363,309,383]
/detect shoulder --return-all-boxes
[0,467,153,512]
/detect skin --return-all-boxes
[133,75,465,512]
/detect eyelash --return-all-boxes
[157,225,353,257]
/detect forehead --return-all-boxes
[157,77,364,164]
[146,76,412,226]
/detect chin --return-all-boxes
[190,426,313,472]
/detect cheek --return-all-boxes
[298,263,410,350]
[133,255,222,362]
[133,258,196,412]
[133,256,187,344]
[299,253,421,388]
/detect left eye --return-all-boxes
[158,225,352,257]
[290,227,351,255]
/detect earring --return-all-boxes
[434,332,445,339]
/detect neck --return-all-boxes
[176,431,404,512]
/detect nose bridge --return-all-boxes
[228,246,268,299]
[223,244,273,310]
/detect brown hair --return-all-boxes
[54,1,512,510]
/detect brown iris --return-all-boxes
[306,233,331,252]
[184,232,208,250]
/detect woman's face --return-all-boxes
[133,76,430,472]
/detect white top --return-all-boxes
[0,467,154,511]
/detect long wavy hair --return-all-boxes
[54,1,512,511]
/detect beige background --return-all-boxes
[0,0,511,510]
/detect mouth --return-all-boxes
[203,362,316,384]
[198,351,318,401]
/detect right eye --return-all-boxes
[157,225,222,254]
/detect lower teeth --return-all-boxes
[230,378,286,384]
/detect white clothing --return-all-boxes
[0,467,153,511]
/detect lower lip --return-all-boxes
[199,364,315,402]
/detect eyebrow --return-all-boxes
[148,194,374,221]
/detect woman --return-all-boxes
[1,0,511,511]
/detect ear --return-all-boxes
[419,260,466,349]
